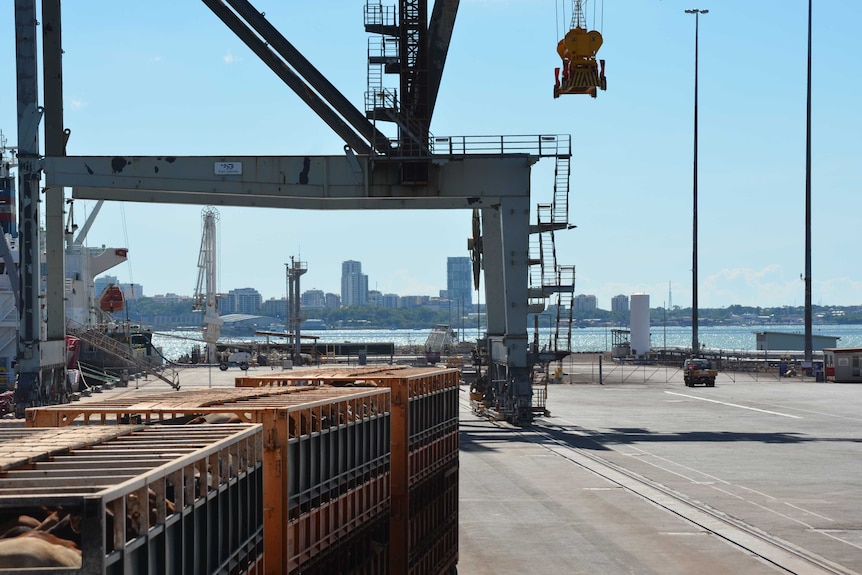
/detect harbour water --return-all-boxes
[151,324,862,361]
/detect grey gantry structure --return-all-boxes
[15,0,576,423]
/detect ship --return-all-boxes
[0,220,167,390]
[302,318,329,330]
[63,229,167,382]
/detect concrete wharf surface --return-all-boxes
[458,358,862,575]
[10,361,862,574]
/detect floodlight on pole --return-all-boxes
[685,8,708,355]
[804,0,813,364]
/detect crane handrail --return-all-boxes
[429,134,571,159]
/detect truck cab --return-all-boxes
[683,358,717,387]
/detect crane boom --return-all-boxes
[193,208,222,364]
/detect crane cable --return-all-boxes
[557,0,604,35]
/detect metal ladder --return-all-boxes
[528,138,576,353]
[363,0,433,156]
[69,326,179,390]
[553,153,571,225]
[554,265,576,352]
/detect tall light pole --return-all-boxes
[685,8,708,355]
[804,0,813,365]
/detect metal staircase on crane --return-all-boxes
[68,324,179,390]
[553,154,571,225]
[363,0,434,159]
[528,138,576,360]
[554,265,576,353]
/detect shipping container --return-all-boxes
[0,424,264,574]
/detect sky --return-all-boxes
[1,0,860,309]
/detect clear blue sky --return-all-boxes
[1,1,859,309]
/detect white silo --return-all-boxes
[630,293,650,357]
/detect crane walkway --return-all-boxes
[430,133,571,159]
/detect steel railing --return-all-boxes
[429,134,571,158]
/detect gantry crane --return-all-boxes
[27,0,576,426]
[554,0,607,98]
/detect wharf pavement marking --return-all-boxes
[666,391,803,418]
[460,397,852,574]
[553,413,841,544]
[526,421,858,575]
[534,443,849,575]
[553,415,731,486]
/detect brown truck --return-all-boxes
[683,358,717,387]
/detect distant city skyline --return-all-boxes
[103,272,657,311]
[106,271,862,321]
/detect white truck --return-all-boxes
[218,351,252,371]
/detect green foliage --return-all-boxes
[124,297,862,330]
[311,306,457,329]
[127,297,192,317]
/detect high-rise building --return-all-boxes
[368,290,382,306]
[574,294,598,312]
[611,294,630,313]
[400,295,430,309]
[301,289,326,308]
[261,298,287,318]
[341,260,368,306]
[152,293,188,305]
[324,293,341,309]
[381,293,400,309]
[119,283,143,301]
[447,257,472,309]
[224,288,262,315]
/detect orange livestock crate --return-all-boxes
[237,366,460,575]
[26,385,391,575]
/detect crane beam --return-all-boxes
[202,0,375,156]
[427,0,460,120]
[399,0,430,160]
[46,154,534,208]
[214,0,393,155]
[45,152,536,421]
